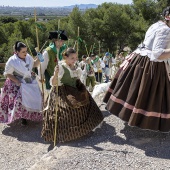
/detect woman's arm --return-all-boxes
[50,64,64,86]
[158,49,170,60]
[152,28,170,60]
[33,57,40,67]
[6,74,21,86]
[51,65,59,86]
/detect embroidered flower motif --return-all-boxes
[0,79,42,123]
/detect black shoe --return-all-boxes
[21,118,27,125]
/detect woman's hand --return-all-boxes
[37,52,44,62]
[6,74,21,86]
[39,79,45,83]
[51,65,59,86]
[54,65,59,76]
[16,80,21,86]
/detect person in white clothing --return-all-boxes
[104,6,170,132]
[38,30,68,91]
[91,54,105,83]
[79,55,87,85]
[85,57,96,91]
[103,52,112,83]
[0,41,43,125]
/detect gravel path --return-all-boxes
[0,120,50,170]
[1,104,170,170]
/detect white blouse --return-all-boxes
[50,61,82,86]
[4,54,34,78]
[135,21,170,62]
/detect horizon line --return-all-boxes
[0,2,131,8]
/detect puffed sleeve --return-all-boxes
[4,60,14,76]
[38,50,49,79]
[49,64,64,86]
[151,27,170,61]
[77,67,82,79]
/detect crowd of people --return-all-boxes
[77,51,125,92]
[1,6,170,144]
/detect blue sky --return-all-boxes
[0,0,133,7]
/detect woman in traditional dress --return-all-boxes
[85,57,96,92]
[41,48,103,143]
[79,55,87,86]
[103,6,170,132]
[0,41,42,125]
[91,54,105,84]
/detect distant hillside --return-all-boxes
[59,4,98,9]
[0,4,98,17]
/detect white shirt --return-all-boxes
[103,56,113,66]
[79,60,86,70]
[4,54,34,78]
[135,21,170,62]
[39,50,49,78]
[4,54,42,111]
[92,58,105,72]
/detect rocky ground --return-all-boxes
[0,103,170,170]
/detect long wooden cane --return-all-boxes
[53,28,61,147]
[77,27,79,57]
[73,40,77,49]
[54,55,59,147]
[98,41,101,56]
[97,58,100,83]
[85,44,89,56]
[34,8,45,103]
[25,39,34,57]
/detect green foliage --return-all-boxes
[0,2,168,62]
[0,16,18,24]
[133,0,167,24]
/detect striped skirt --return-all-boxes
[42,84,103,143]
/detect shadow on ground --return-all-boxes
[2,120,50,144]
[57,110,170,160]
[2,110,170,160]
[120,122,170,159]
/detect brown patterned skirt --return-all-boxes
[104,54,170,132]
[41,84,103,143]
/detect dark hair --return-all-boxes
[82,55,87,59]
[49,30,68,41]
[162,6,170,17]
[14,41,27,52]
[62,48,76,57]
[90,54,96,57]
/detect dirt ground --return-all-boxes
[0,103,170,170]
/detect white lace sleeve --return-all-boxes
[77,67,82,79]
[151,27,170,61]
[49,64,64,86]
[38,51,49,79]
